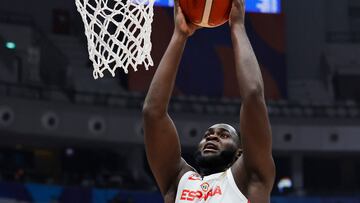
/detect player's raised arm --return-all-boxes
[142,1,198,196]
[229,0,275,200]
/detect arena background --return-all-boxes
[1,0,360,202]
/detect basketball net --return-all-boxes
[75,0,155,79]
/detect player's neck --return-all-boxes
[199,166,228,177]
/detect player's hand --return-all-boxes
[229,0,245,28]
[173,0,200,38]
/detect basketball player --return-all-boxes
[142,0,275,202]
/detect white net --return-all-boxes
[75,0,155,79]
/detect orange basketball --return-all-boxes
[179,0,232,28]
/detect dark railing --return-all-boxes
[326,31,360,43]
[0,80,135,105]
[0,80,359,119]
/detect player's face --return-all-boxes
[198,126,239,157]
[194,124,241,174]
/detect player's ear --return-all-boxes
[236,149,242,158]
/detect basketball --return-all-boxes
[179,0,232,28]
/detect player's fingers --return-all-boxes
[233,0,244,8]
[176,5,186,21]
[173,0,180,12]
[177,5,183,14]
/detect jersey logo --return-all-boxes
[180,186,222,201]
[200,182,209,192]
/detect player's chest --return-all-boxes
[177,176,228,202]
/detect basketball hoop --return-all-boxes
[75,0,155,79]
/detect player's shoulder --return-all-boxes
[177,158,197,183]
[166,158,196,197]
